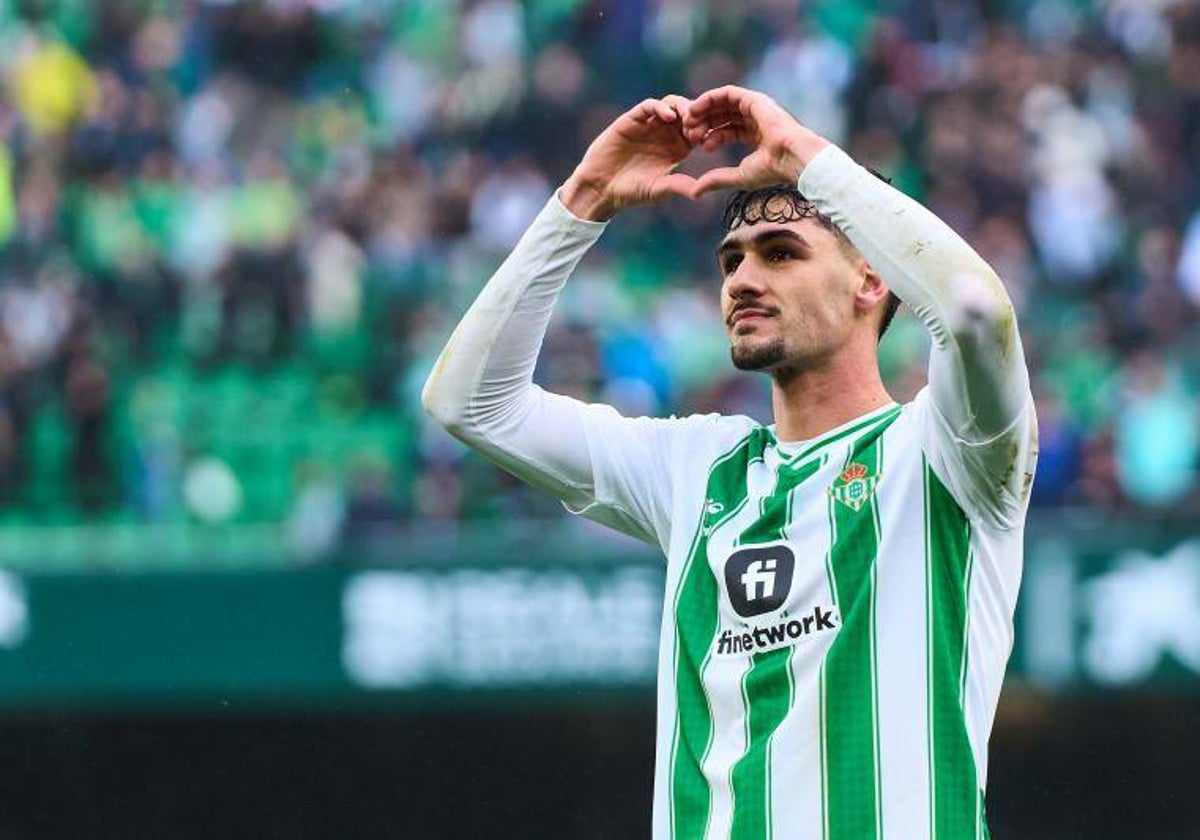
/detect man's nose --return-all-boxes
[726,260,767,297]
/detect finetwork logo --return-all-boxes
[724,544,795,617]
[715,605,839,656]
[742,558,778,600]
[719,543,838,656]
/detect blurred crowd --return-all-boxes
[0,0,1199,559]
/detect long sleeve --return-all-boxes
[421,194,606,507]
[798,146,1037,526]
[422,193,700,547]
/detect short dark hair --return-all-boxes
[721,180,902,339]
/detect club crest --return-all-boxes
[828,461,879,511]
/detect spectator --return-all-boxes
[0,0,1196,564]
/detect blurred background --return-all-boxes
[0,0,1197,836]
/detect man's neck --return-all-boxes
[769,352,893,443]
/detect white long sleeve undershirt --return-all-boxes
[798,146,1032,446]
[421,194,607,511]
[422,145,1035,532]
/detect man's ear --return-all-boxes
[854,262,890,314]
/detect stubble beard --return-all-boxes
[730,336,787,372]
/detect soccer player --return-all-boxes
[423,86,1036,839]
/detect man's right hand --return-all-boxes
[559,95,697,222]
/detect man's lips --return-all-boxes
[728,307,776,327]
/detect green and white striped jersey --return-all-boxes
[568,389,1034,840]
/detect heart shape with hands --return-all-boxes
[560,85,831,222]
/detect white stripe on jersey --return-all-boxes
[768,452,836,840]
[700,452,777,840]
[874,431,932,837]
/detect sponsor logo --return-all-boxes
[714,605,839,656]
[1081,542,1200,685]
[828,461,880,512]
[742,558,778,600]
[724,544,795,617]
[342,568,662,689]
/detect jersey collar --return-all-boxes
[770,401,901,466]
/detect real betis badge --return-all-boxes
[828,461,879,512]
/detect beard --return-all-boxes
[730,336,787,371]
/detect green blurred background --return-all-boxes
[0,0,1199,836]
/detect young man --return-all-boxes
[423,86,1037,839]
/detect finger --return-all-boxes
[683,109,740,143]
[652,98,682,123]
[661,94,692,116]
[691,165,747,198]
[685,117,743,146]
[700,120,753,151]
[686,89,766,143]
[687,85,734,116]
[660,94,693,128]
[631,98,675,124]
[684,105,757,144]
[660,96,698,144]
[704,118,736,136]
[651,171,700,201]
[687,85,753,121]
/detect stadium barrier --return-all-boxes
[0,514,1196,709]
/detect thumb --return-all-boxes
[691,166,745,198]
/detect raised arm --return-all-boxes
[684,86,1035,522]
[797,146,1030,440]
[421,96,699,540]
[420,194,606,507]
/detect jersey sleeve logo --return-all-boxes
[724,545,795,618]
[828,461,880,512]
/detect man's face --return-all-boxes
[717,213,865,374]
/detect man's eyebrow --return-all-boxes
[716,228,811,259]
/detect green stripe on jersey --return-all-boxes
[823,413,898,840]
[729,456,824,840]
[671,429,770,839]
[924,461,978,839]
